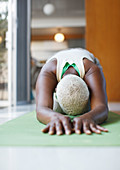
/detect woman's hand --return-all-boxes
[73,115,108,135]
[41,116,73,135]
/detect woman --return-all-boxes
[36,48,108,135]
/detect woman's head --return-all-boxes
[56,74,89,115]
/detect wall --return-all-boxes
[85,0,120,101]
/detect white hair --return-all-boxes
[56,74,89,115]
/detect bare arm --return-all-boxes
[84,59,108,123]
[36,60,72,135]
[73,59,108,134]
[36,60,58,124]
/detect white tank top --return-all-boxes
[47,48,101,82]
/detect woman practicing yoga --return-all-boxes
[36,48,108,135]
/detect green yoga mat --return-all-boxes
[0,111,120,146]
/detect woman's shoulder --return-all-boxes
[41,59,57,76]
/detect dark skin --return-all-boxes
[36,58,109,135]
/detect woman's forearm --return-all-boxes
[36,106,64,125]
[81,104,109,124]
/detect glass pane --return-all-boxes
[0,0,8,106]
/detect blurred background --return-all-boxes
[0,0,120,108]
[0,0,8,106]
[31,0,86,98]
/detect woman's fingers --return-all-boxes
[90,124,108,134]
[90,124,101,134]
[62,117,72,135]
[55,121,63,135]
[74,121,82,134]
[49,124,55,135]
[83,122,91,135]
[41,118,108,135]
[41,117,73,135]
[96,125,108,132]
[41,124,49,133]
